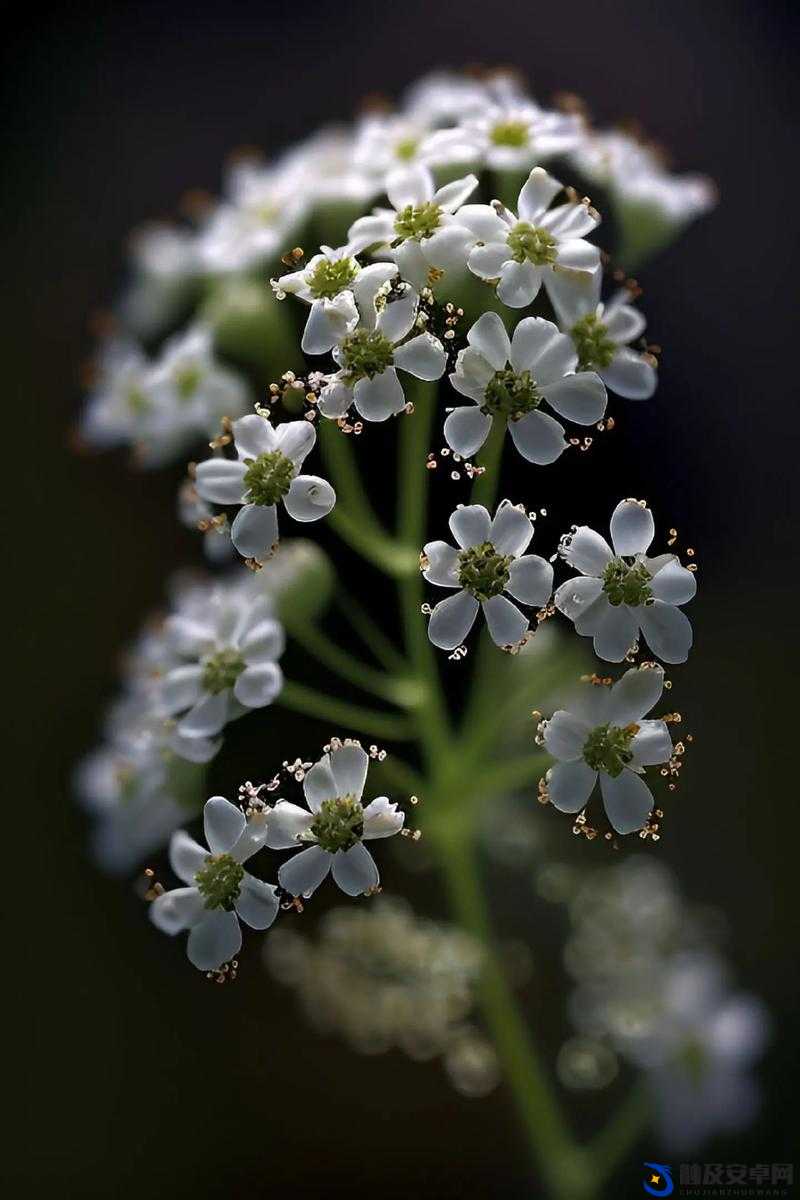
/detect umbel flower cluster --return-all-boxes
[76,66,762,1190]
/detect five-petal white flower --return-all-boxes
[543,665,673,835]
[150,797,278,971]
[446,311,607,465]
[195,414,335,562]
[555,500,696,663]
[423,100,583,173]
[423,502,553,651]
[267,744,404,897]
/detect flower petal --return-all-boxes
[331,843,380,896]
[649,557,697,605]
[548,760,597,813]
[304,756,338,812]
[231,503,279,560]
[544,710,591,761]
[177,691,230,738]
[376,287,418,342]
[284,475,336,522]
[387,164,433,210]
[490,503,533,557]
[599,770,654,835]
[187,909,242,971]
[561,526,613,576]
[497,259,541,307]
[204,796,246,855]
[422,540,461,587]
[604,302,646,344]
[509,317,572,377]
[468,241,512,280]
[507,555,553,606]
[351,262,398,326]
[467,311,511,371]
[482,594,528,647]
[554,575,604,623]
[639,601,693,664]
[195,458,247,505]
[444,405,492,456]
[265,800,315,848]
[428,589,479,650]
[432,173,479,211]
[456,204,508,241]
[517,167,563,222]
[393,333,447,381]
[601,348,657,400]
[542,372,607,425]
[630,719,673,767]
[234,662,283,708]
[330,743,370,801]
[234,875,279,930]
[608,665,665,724]
[160,666,204,716]
[317,378,353,419]
[449,504,491,548]
[592,604,639,662]
[362,796,405,840]
[274,420,316,466]
[278,844,332,897]
[240,619,285,664]
[169,831,208,884]
[150,887,205,934]
[353,369,406,422]
[422,224,473,272]
[507,409,567,464]
[610,500,655,556]
[232,414,277,458]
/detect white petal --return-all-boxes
[169,831,208,884]
[362,796,405,840]
[542,201,599,240]
[304,756,338,812]
[428,589,479,650]
[230,811,271,863]
[330,744,370,801]
[507,555,553,606]
[649,557,697,605]
[601,349,657,401]
[353,370,405,422]
[608,665,665,724]
[547,266,600,327]
[497,259,541,307]
[162,615,216,658]
[266,801,315,849]
[393,333,447,381]
[639,602,693,664]
[240,618,285,664]
[234,875,279,930]
[351,262,398,324]
[600,770,654,835]
[544,710,591,761]
[507,410,566,464]
[449,503,491,548]
[301,296,358,356]
[554,575,604,622]
[422,540,461,587]
[232,413,276,458]
[376,288,418,342]
[444,405,492,456]
[509,317,571,376]
[548,761,597,813]
[561,526,613,575]
[204,796,246,855]
[284,475,336,522]
[346,211,394,253]
[160,666,204,716]
[422,224,473,271]
[195,458,247,505]
[610,500,655,556]
[278,845,332,896]
[231,503,279,560]
[517,167,563,222]
[466,311,511,371]
[456,203,508,241]
[551,239,601,273]
[178,691,230,737]
[393,238,431,290]
[432,173,479,211]
[542,372,607,425]
[317,378,353,419]
[150,887,204,934]
[490,503,533,557]
[468,241,511,280]
[592,604,639,662]
[630,720,673,767]
[187,909,242,971]
[482,594,528,647]
[604,301,647,344]
[331,843,380,896]
[387,164,434,210]
[234,662,283,708]
[273,420,316,466]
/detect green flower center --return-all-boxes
[490,119,530,148]
[306,256,359,300]
[242,449,295,506]
[310,794,364,853]
[126,386,150,413]
[482,367,542,420]
[340,328,395,382]
[601,558,653,607]
[393,201,442,242]
[571,313,616,372]
[507,221,558,266]
[195,852,244,910]
[395,137,419,162]
[174,365,202,400]
[457,540,513,601]
[582,723,637,777]
[201,648,246,695]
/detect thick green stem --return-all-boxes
[334,586,407,674]
[277,680,412,742]
[284,617,420,708]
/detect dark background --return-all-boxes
[9,1,798,1196]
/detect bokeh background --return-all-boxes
[10,0,798,1195]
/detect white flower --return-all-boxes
[317,286,447,423]
[548,270,657,400]
[445,311,607,464]
[352,112,443,176]
[267,744,404,897]
[401,70,503,128]
[151,797,278,971]
[81,338,154,457]
[177,480,234,564]
[543,665,672,834]
[120,222,200,339]
[198,158,310,273]
[194,414,336,562]
[461,167,601,308]
[555,499,696,663]
[158,585,284,742]
[277,245,397,355]
[423,502,553,651]
[423,100,583,172]
[347,164,479,289]
[281,128,379,207]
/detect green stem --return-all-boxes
[284,617,416,708]
[334,586,407,674]
[277,680,413,742]
[469,416,506,509]
[588,1081,650,1181]
[326,503,417,577]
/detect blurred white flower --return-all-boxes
[277,245,397,355]
[424,99,583,172]
[543,665,672,834]
[195,414,335,562]
[120,222,200,338]
[423,501,553,651]
[198,157,309,273]
[445,311,607,464]
[555,499,696,662]
[268,743,404,897]
[151,797,278,971]
[177,480,234,564]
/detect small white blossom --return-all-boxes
[543,665,672,834]
[423,99,583,172]
[177,480,234,564]
[267,744,404,897]
[120,222,200,339]
[317,286,447,422]
[198,158,309,274]
[446,311,607,464]
[195,414,336,562]
[423,502,553,651]
[151,797,278,970]
[555,500,696,663]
